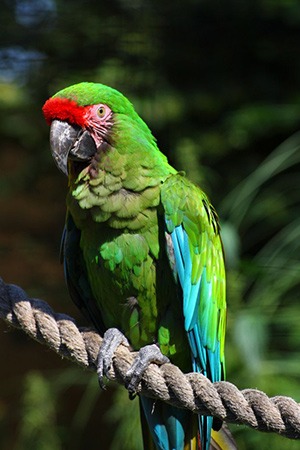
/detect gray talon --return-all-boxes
[126,344,169,394]
[97,328,130,389]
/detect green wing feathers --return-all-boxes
[161,173,226,377]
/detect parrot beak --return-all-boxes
[50,120,97,176]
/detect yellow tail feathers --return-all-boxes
[210,424,237,450]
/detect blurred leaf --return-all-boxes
[105,386,143,450]
[221,132,300,227]
[16,371,62,450]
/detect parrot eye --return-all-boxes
[97,106,106,118]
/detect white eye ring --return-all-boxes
[97,106,106,118]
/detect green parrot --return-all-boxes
[43,82,234,450]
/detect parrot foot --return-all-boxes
[97,328,130,389]
[126,344,169,397]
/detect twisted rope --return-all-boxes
[1,278,300,439]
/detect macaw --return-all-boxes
[42,82,233,450]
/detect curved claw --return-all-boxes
[126,344,169,396]
[97,328,130,389]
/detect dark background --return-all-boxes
[1,1,300,448]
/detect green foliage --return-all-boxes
[15,371,62,450]
[105,386,143,450]
[220,135,300,448]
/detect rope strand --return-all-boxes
[1,277,300,439]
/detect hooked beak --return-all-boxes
[50,120,97,175]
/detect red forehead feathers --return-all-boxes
[42,97,87,127]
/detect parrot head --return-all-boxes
[42,82,148,176]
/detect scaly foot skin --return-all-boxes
[97,328,130,388]
[126,344,169,396]
[97,330,169,395]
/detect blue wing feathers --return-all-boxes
[169,224,222,450]
[186,282,201,330]
[188,326,207,371]
[161,177,226,450]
